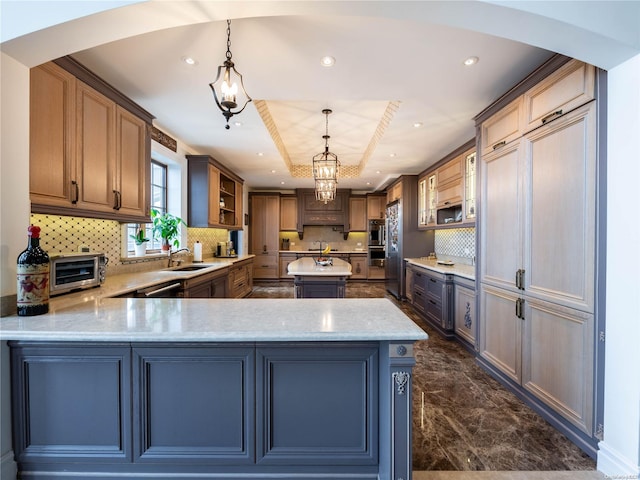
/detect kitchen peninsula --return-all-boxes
[288,256,352,298]
[0,297,426,480]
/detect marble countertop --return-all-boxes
[0,298,427,342]
[31,254,255,313]
[280,249,367,254]
[288,257,352,276]
[405,257,476,281]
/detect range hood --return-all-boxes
[296,189,351,240]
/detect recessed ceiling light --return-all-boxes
[280,181,285,185]
[271,169,276,174]
[181,56,198,66]
[464,56,479,66]
[376,170,381,174]
[366,182,371,185]
[257,152,264,156]
[234,121,243,127]
[389,153,396,157]
[413,122,423,128]
[321,56,336,67]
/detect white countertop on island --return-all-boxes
[0,298,427,343]
[287,257,352,276]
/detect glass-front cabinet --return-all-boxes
[417,143,476,229]
[418,174,437,229]
[464,151,476,221]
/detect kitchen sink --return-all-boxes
[164,265,210,272]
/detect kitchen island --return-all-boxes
[287,256,352,298]
[0,298,426,480]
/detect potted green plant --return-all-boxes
[150,209,186,251]
[130,226,149,257]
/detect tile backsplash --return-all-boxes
[29,214,229,275]
[434,227,475,265]
[280,226,367,252]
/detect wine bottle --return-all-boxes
[17,225,50,316]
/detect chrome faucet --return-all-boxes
[168,247,190,267]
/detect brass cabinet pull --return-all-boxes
[542,109,563,124]
[492,140,507,151]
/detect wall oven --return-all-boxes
[368,219,385,246]
[368,245,385,267]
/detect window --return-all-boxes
[127,160,168,255]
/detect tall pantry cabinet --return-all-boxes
[476,57,602,456]
[249,194,280,279]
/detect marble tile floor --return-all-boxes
[250,281,598,474]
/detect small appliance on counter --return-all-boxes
[49,252,107,296]
[216,242,228,257]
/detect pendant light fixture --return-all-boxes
[313,109,340,203]
[209,19,252,129]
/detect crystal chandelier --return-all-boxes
[313,109,340,203]
[209,20,252,129]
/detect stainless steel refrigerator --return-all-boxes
[385,177,434,299]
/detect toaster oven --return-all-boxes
[49,253,107,296]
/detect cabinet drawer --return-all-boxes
[523,60,594,133]
[481,97,522,155]
[425,297,443,326]
[412,290,426,314]
[425,275,444,300]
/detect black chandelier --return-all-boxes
[209,20,252,129]
[312,109,340,203]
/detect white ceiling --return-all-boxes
[3,1,639,192]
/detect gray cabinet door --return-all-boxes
[522,297,594,435]
[256,344,379,465]
[478,285,522,384]
[454,284,476,347]
[11,343,132,463]
[133,345,255,464]
[479,140,523,293]
[523,102,596,312]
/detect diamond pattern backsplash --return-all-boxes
[29,214,229,275]
[435,228,475,263]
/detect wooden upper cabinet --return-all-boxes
[116,106,148,219]
[280,195,298,231]
[366,194,386,220]
[30,60,151,222]
[30,62,76,208]
[435,156,464,209]
[523,59,595,133]
[75,81,117,214]
[349,196,367,231]
[480,97,523,156]
[387,181,402,204]
[187,155,244,229]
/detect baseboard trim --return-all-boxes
[1,450,17,480]
[597,441,640,477]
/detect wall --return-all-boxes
[597,53,640,477]
[0,51,28,479]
